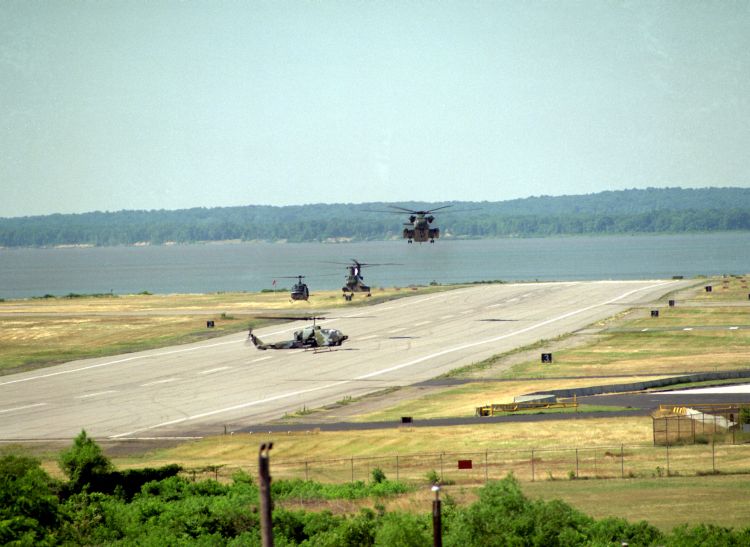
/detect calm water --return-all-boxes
[0,233,747,299]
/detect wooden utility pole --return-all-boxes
[259,443,274,547]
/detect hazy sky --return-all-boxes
[1,1,749,217]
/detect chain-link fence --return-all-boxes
[184,441,750,485]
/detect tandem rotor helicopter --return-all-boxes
[247,316,348,350]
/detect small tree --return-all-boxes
[371,467,387,484]
[59,430,112,493]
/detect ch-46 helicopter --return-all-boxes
[335,259,399,299]
[247,316,348,350]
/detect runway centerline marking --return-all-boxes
[251,356,274,363]
[75,390,117,399]
[199,367,231,375]
[141,378,178,387]
[110,281,672,439]
[414,320,432,327]
[0,403,47,414]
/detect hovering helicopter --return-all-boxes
[276,275,310,301]
[369,205,456,243]
[247,316,348,350]
[336,259,399,299]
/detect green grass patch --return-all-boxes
[522,473,750,532]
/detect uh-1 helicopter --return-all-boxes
[335,259,399,300]
[276,275,310,301]
[247,316,348,350]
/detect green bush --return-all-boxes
[0,452,59,545]
[58,430,113,494]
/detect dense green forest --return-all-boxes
[4,432,749,545]
[2,187,750,247]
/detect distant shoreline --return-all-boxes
[1,230,750,251]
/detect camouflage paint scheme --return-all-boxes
[248,325,348,350]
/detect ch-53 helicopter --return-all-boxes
[372,205,455,243]
[247,316,348,350]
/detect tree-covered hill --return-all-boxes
[2,187,750,247]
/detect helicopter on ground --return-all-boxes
[335,259,399,300]
[276,275,310,301]
[247,316,348,350]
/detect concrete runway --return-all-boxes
[0,279,692,440]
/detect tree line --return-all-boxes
[4,431,749,545]
[2,187,749,247]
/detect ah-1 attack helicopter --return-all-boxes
[247,316,348,350]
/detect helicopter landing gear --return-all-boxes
[407,239,413,244]
[343,293,353,301]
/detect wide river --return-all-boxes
[0,233,747,299]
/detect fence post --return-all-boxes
[593,449,597,477]
[575,448,579,479]
[485,450,489,483]
[666,442,670,476]
[712,439,716,473]
[620,444,624,478]
[531,449,535,482]
[351,457,354,483]
[258,443,274,547]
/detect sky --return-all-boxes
[1,1,749,218]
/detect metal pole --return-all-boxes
[712,439,716,473]
[351,457,354,483]
[432,485,442,547]
[305,461,309,481]
[485,449,488,483]
[620,444,624,479]
[531,449,535,482]
[666,442,670,477]
[576,448,579,479]
[259,443,274,547]
[396,455,399,482]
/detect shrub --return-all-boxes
[0,452,59,544]
[371,467,387,484]
[59,430,113,494]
